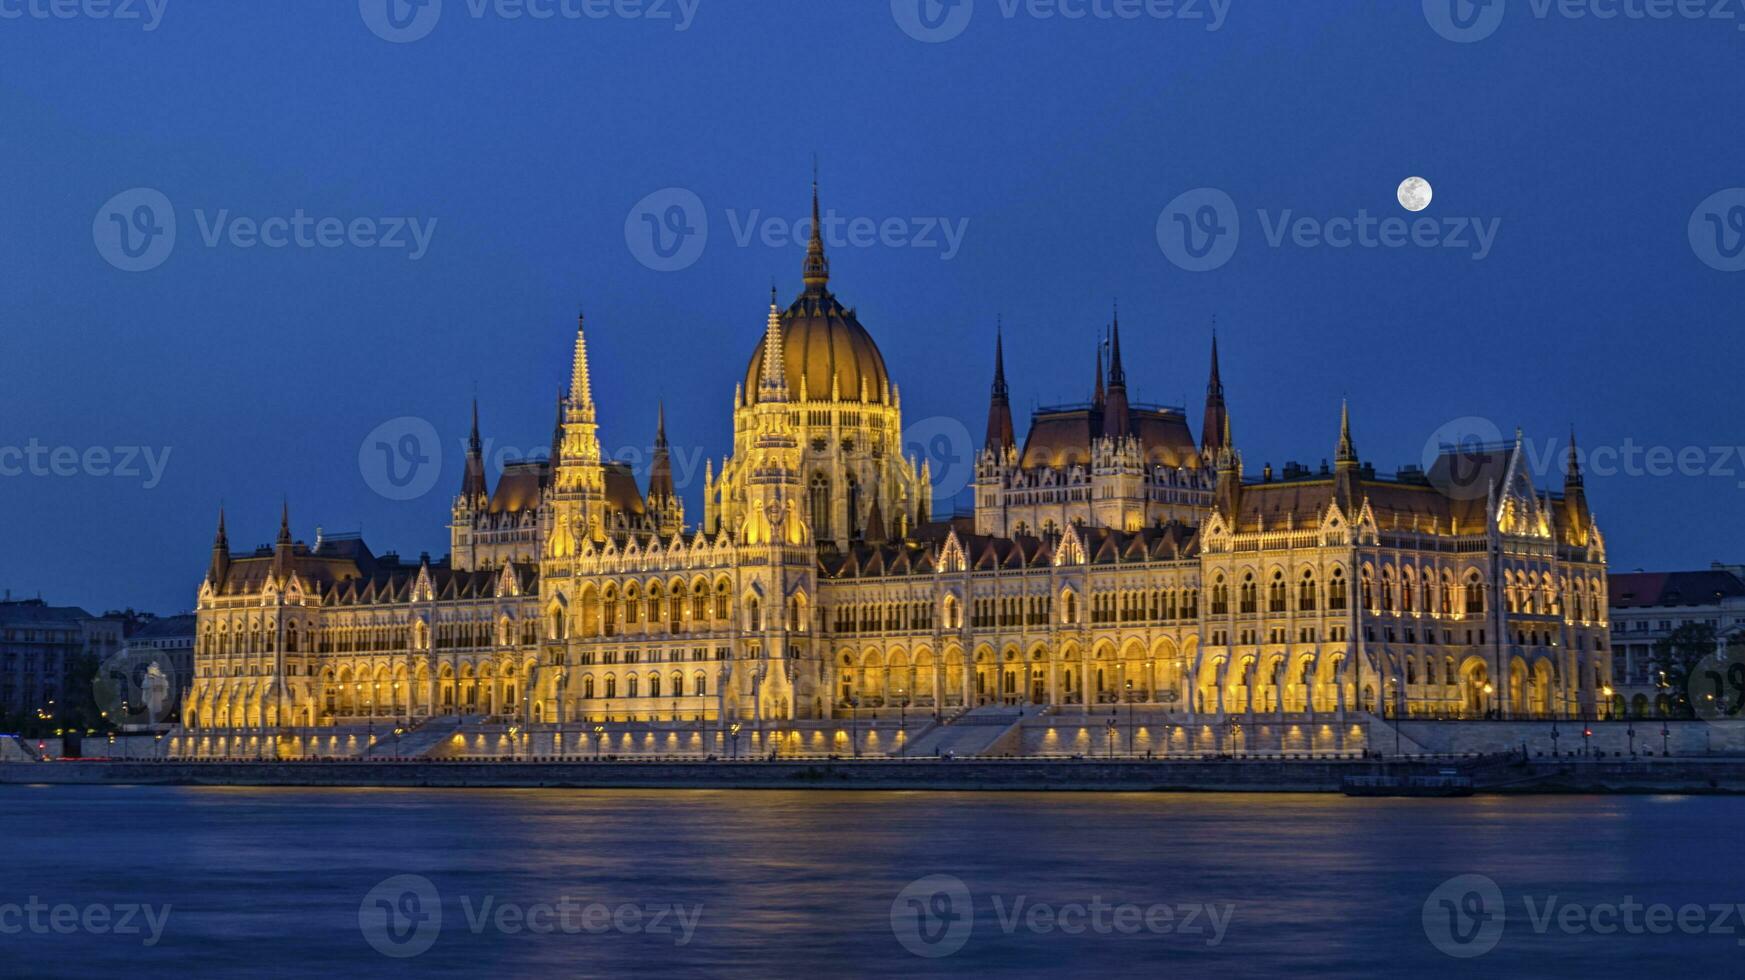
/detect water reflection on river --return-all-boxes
[0,787,1736,977]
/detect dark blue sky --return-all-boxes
[2,2,1741,614]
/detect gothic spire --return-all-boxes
[1201,329,1228,457]
[276,499,291,547]
[1103,306,1130,439]
[984,319,1015,453]
[802,173,830,293]
[758,288,790,401]
[1336,399,1357,465]
[461,398,489,504]
[208,506,230,584]
[570,313,595,419]
[1565,425,1583,486]
[648,401,674,503]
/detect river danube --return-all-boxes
[0,787,1738,977]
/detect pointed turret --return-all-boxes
[802,176,830,294]
[648,402,674,503]
[1103,305,1130,439]
[569,313,595,421]
[984,321,1015,453]
[276,500,291,547]
[1212,416,1241,521]
[1201,330,1228,457]
[1561,425,1591,544]
[758,286,790,402]
[864,495,887,546]
[208,507,230,585]
[1333,401,1362,514]
[460,398,489,505]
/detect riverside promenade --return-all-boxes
[5,756,1745,794]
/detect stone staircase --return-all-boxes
[898,705,1032,758]
[0,735,42,762]
[361,715,470,760]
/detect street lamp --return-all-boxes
[593,723,605,760]
[1124,679,1134,757]
[1550,717,1560,757]
[729,721,742,761]
[1626,720,1636,756]
[1601,685,1614,721]
[1482,682,1494,720]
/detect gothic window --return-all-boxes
[1210,578,1229,616]
[1299,572,1318,612]
[809,472,832,541]
[1240,575,1258,615]
[1268,573,1287,613]
[605,676,617,698]
[650,674,661,698]
[1329,569,1347,611]
[627,676,639,698]
[583,676,595,699]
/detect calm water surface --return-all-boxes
[0,786,1739,977]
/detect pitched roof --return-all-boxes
[1609,570,1745,609]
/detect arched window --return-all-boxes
[627,676,639,698]
[809,472,832,541]
[1466,574,1485,615]
[1329,569,1347,611]
[1210,577,1229,616]
[583,676,595,699]
[715,583,730,621]
[1298,572,1318,612]
[1240,575,1258,615]
[605,676,617,698]
[1268,573,1287,613]
[649,674,660,698]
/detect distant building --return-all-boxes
[1607,564,1745,717]
[0,597,125,722]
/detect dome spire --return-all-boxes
[758,290,790,401]
[802,165,830,293]
[985,318,1015,454]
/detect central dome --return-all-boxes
[743,290,891,405]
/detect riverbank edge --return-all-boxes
[5,760,1744,794]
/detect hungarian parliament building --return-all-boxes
[181,190,1612,753]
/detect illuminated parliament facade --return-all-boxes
[181,191,1612,754]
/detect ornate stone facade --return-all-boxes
[182,188,1612,751]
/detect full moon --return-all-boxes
[1397,176,1433,212]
